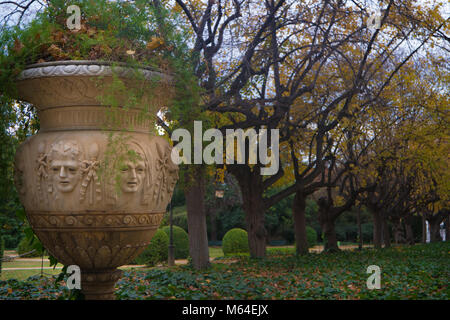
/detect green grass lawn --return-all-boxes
[1,260,63,269]
[0,269,62,281]
[0,256,64,281]
[0,243,396,281]
[0,242,448,300]
[209,246,224,259]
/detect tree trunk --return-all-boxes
[404,216,415,245]
[382,217,391,248]
[243,189,266,258]
[428,220,440,243]
[372,210,383,249]
[322,218,339,252]
[317,201,339,253]
[292,191,308,255]
[184,166,210,269]
[392,217,404,244]
[232,167,267,258]
[357,209,362,251]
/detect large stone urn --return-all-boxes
[13,61,178,299]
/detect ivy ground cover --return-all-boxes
[0,242,448,300]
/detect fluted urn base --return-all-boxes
[81,269,123,300]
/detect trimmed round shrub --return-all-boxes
[134,229,169,266]
[16,237,42,258]
[161,225,189,259]
[222,228,249,256]
[306,226,318,248]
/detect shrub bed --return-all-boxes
[0,243,448,300]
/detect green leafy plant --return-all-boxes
[160,225,189,260]
[222,228,250,256]
[1,0,202,124]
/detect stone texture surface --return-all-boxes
[13,61,178,299]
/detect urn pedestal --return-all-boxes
[13,61,178,299]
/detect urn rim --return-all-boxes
[17,59,171,82]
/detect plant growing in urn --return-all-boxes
[0,0,197,299]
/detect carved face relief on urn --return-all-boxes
[105,141,154,209]
[48,140,82,194]
[119,159,146,193]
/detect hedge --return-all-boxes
[134,229,169,266]
[161,225,189,259]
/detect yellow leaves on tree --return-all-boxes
[147,36,165,51]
